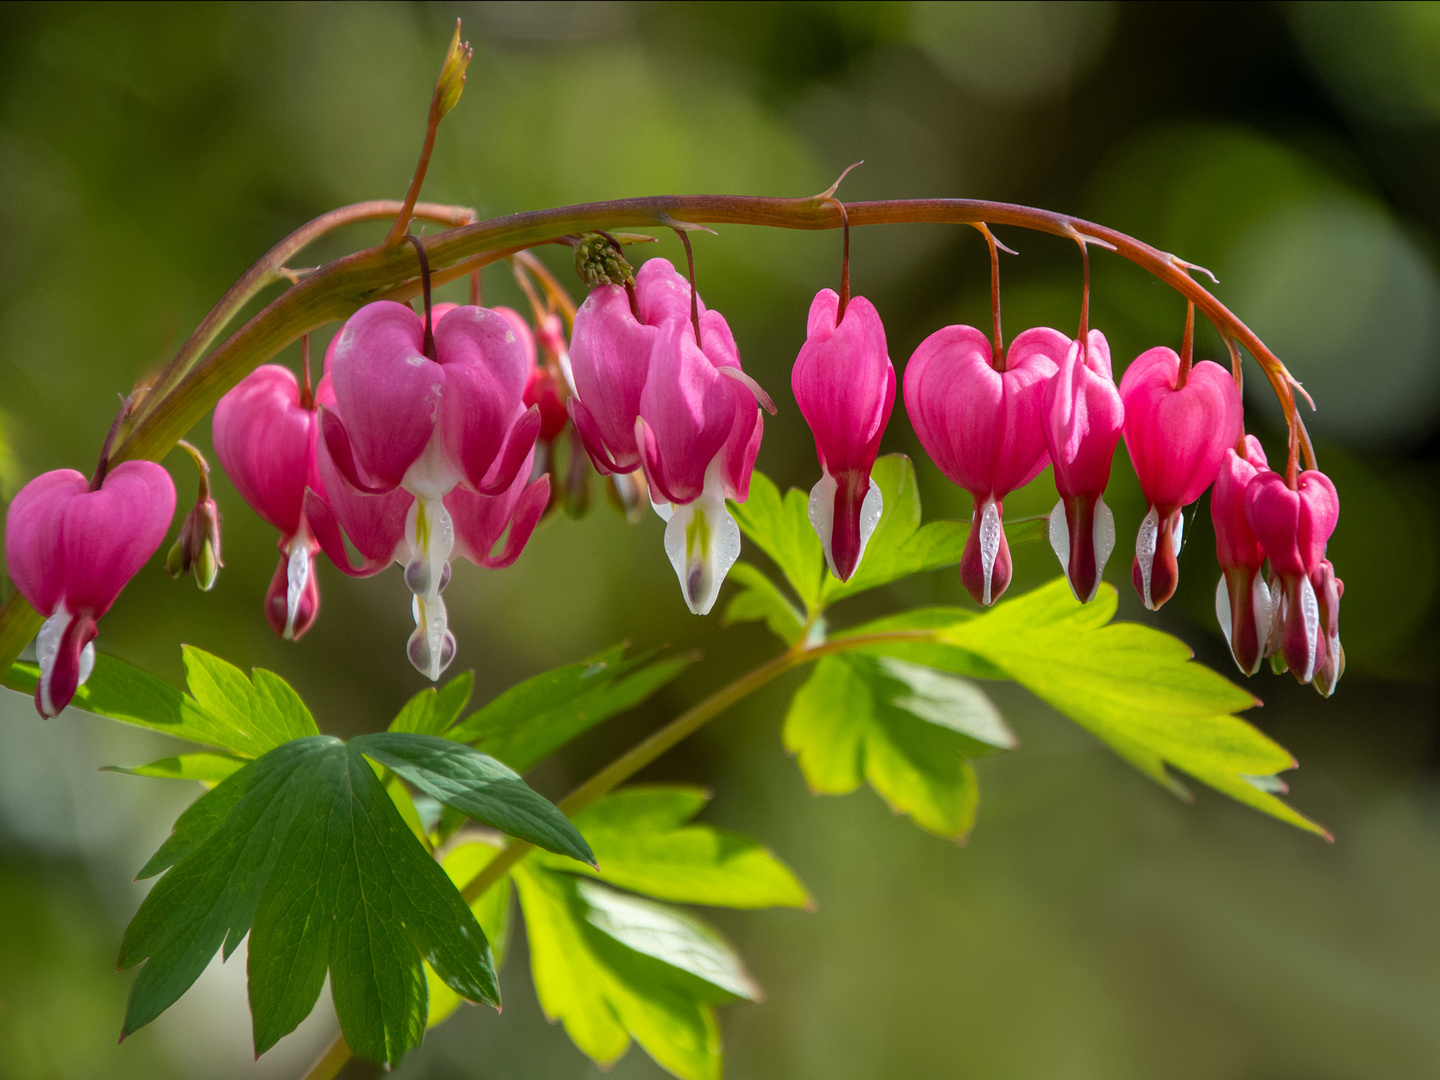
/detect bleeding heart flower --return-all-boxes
[792,289,895,582]
[1245,468,1339,686]
[1310,559,1345,697]
[1043,330,1123,603]
[1209,435,1274,676]
[568,258,691,474]
[639,312,768,617]
[5,462,175,717]
[904,324,1066,605]
[213,364,328,641]
[1120,346,1242,610]
[316,299,542,678]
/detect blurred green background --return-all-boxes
[1,2,1438,1077]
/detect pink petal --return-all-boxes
[434,305,532,491]
[792,291,895,475]
[569,285,656,471]
[213,365,316,536]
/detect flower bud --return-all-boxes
[167,494,223,591]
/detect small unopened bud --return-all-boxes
[434,22,473,122]
[169,496,223,591]
[575,234,635,288]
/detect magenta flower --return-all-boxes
[904,325,1066,605]
[639,312,767,616]
[213,364,327,641]
[1209,435,1274,676]
[568,258,693,475]
[1120,347,1242,610]
[1043,330,1123,602]
[1310,559,1345,697]
[1245,468,1340,687]
[316,299,541,678]
[792,289,895,582]
[5,463,175,717]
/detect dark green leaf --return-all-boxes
[532,786,811,909]
[727,471,825,611]
[514,863,756,1080]
[784,652,1007,839]
[102,752,246,785]
[389,671,475,735]
[427,839,514,1028]
[352,732,594,865]
[940,578,1326,835]
[721,562,807,646]
[452,650,693,773]
[119,736,498,1065]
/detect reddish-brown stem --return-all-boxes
[469,268,482,307]
[676,228,701,347]
[0,192,1317,677]
[385,23,470,247]
[1177,300,1194,390]
[406,236,437,361]
[299,334,314,411]
[974,224,1005,370]
[89,403,132,491]
[832,197,851,324]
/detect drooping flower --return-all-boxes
[5,463,175,717]
[1120,346,1242,610]
[1245,468,1340,686]
[1043,330,1123,602]
[639,311,767,616]
[904,325,1066,605]
[792,289,895,582]
[1210,435,1274,676]
[316,299,541,678]
[1310,559,1345,697]
[567,258,697,475]
[213,364,326,640]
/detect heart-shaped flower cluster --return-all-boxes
[569,258,768,615]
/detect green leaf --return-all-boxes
[721,562,807,646]
[102,752,246,786]
[940,578,1327,836]
[389,671,475,735]
[784,652,1008,839]
[727,471,825,611]
[351,733,594,865]
[820,455,968,605]
[451,649,693,773]
[119,736,498,1065]
[833,608,1006,680]
[514,863,758,1080]
[5,656,244,752]
[180,647,320,756]
[426,839,514,1028]
[532,786,811,909]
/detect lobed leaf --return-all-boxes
[531,786,812,909]
[727,472,825,612]
[352,732,594,865]
[389,671,476,735]
[514,863,757,1080]
[452,648,693,773]
[102,752,246,786]
[426,839,514,1028]
[940,578,1327,836]
[181,647,320,757]
[784,652,1013,839]
[721,562,807,646]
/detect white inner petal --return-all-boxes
[978,497,1003,606]
[36,610,94,716]
[1135,506,1160,609]
[1252,574,1274,652]
[284,541,311,641]
[1092,496,1116,596]
[1298,575,1321,683]
[1048,499,1069,582]
[1214,575,1233,652]
[808,472,838,577]
[856,478,883,569]
[663,459,742,616]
